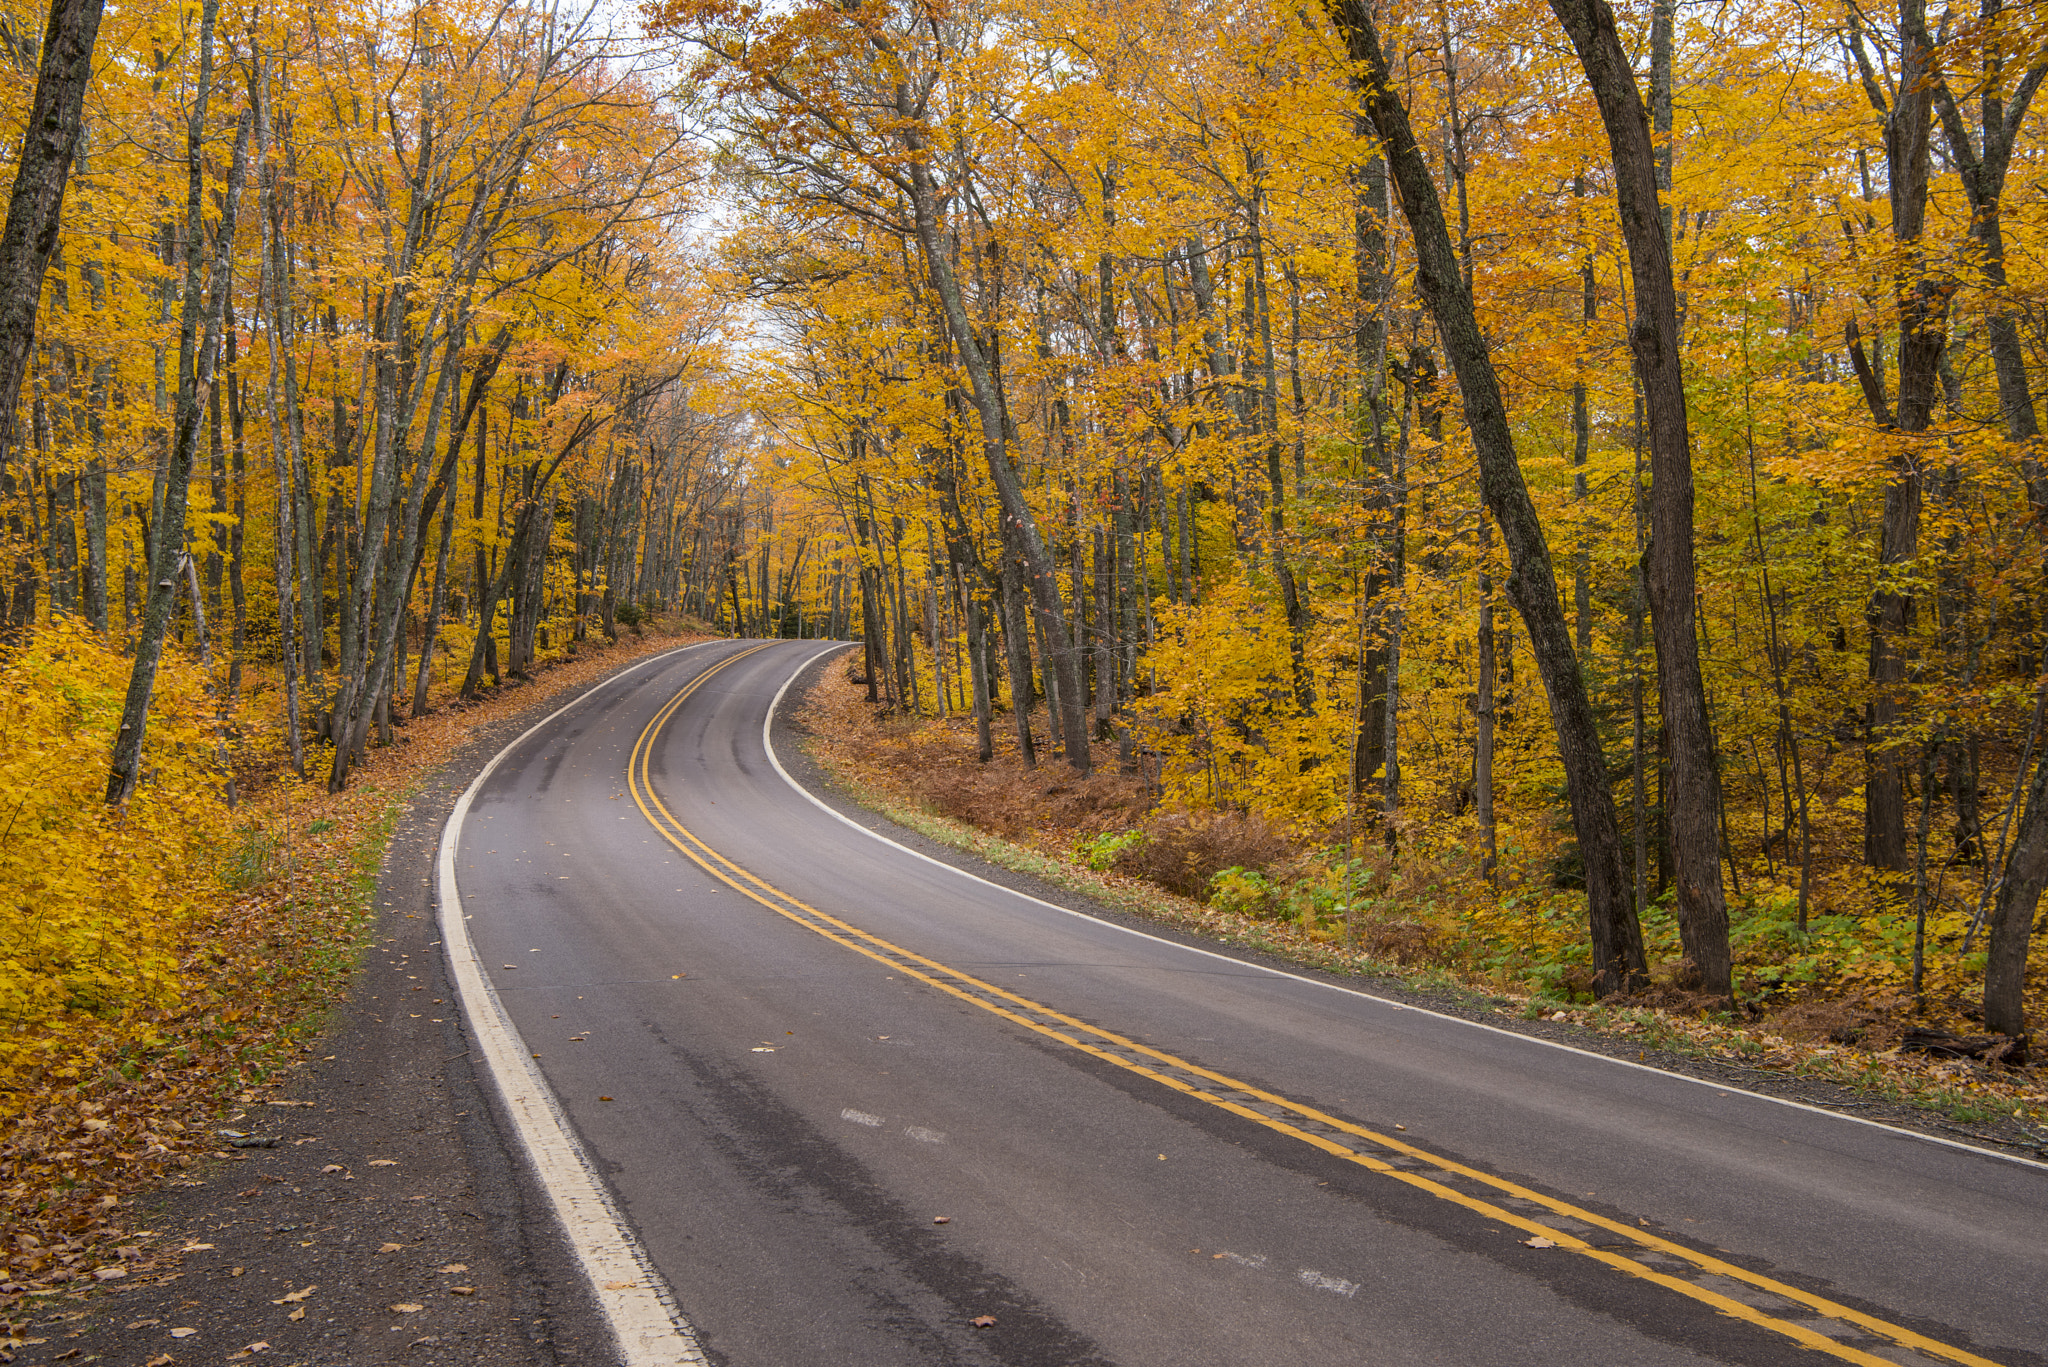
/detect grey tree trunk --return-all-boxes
[1329,0,1646,992]
[1547,0,1733,996]
[413,401,461,716]
[1001,549,1037,768]
[1931,13,2044,1031]
[0,0,107,477]
[965,574,994,763]
[258,93,303,774]
[83,454,105,630]
[1476,515,1497,883]
[888,84,1091,771]
[1933,1,2047,498]
[1985,664,2048,1037]
[107,16,248,803]
[1842,2,1939,874]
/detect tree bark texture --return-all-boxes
[0,0,107,473]
[107,14,248,803]
[1547,0,1732,996]
[1330,0,1646,992]
[1868,0,1941,875]
[888,78,1091,772]
[1985,715,2048,1036]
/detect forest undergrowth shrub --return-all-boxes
[1205,866,1280,917]
[1110,807,1291,898]
[1075,829,1145,871]
[923,759,1146,839]
[0,617,232,1090]
[1726,881,1987,1010]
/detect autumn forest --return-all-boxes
[3,0,2046,1096]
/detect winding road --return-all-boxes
[439,639,2048,1367]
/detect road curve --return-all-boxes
[445,640,2048,1367]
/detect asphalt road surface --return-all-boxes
[445,639,2048,1367]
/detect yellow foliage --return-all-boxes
[0,620,232,1080]
[1140,573,1346,831]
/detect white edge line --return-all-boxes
[761,645,2048,1175]
[439,640,723,1367]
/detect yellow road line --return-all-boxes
[626,664,2004,1367]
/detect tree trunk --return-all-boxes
[107,18,247,803]
[1547,0,1733,996]
[225,321,247,698]
[413,408,460,716]
[82,453,105,630]
[965,573,994,763]
[891,95,1090,771]
[1000,549,1037,768]
[1476,515,1497,882]
[1986,677,2048,1036]
[259,123,304,772]
[1932,3,2047,503]
[1842,1,1940,874]
[0,0,107,476]
[1330,0,1646,992]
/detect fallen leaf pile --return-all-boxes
[0,627,710,1310]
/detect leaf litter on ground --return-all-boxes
[0,626,711,1315]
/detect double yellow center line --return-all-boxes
[627,647,2004,1367]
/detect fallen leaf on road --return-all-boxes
[598,1096,613,1102]
[932,1216,950,1224]
[438,1263,468,1274]
[180,1243,214,1252]
[170,1328,198,1337]
[1522,1237,1557,1249]
[368,1159,397,1166]
[92,1266,126,1279]
[971,1315,996,1328]
[287,1308,305,1322]
[145,1356,173,1366]
[378,1243,404,1253]
[271,1286,315,1304]
[449,1287,475,1296]
[231,1267,244,1277]
[320,1165,344,1174]
[126,1320,161,1330]
[391,1303,424,1313]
